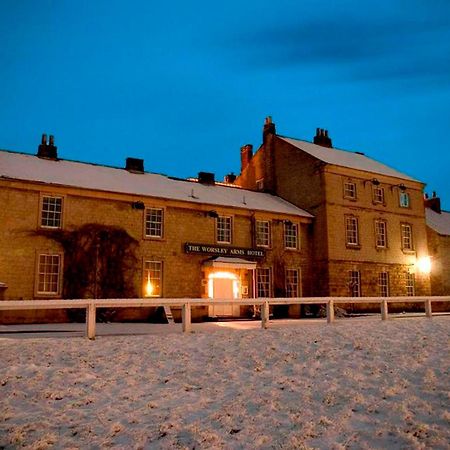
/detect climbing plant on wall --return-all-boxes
[36,224,139,300]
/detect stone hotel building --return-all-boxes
[0,118,447,322]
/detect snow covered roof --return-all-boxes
[426,208,450,236]
[0,150,312,219]
[279,136,420,182]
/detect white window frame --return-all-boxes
[373,186,385,204]
[285,268,300,298]
[256,268,272,298]
[145,208,164,238]
[401,223,413,250]
[343,180,357,200]
[375,220,387,248]
[379,271,389,297]
[40,195,63,229]
[216,215,232,244]
[399,192,410,208]
[36,253,62,296]
[345,216,359,246]
[143,260,163,297]
[284,222,298,250]
[349,270,361,297]
[406,272,415,296]
[255,220,271,248]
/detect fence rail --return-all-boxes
[1,296,449,339]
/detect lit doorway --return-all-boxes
[208,272,240,316]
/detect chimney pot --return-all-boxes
[198,172,215,185]
[240,144,253,172]
[49,135,55,146]
[313,127,333,148]
[125,157,144,173]
[425,192,441,213]
[224,173,237,184]
[37,133,58,159]
[263,116,276,144]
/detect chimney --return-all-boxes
[125,157,144,173]
[240,144,253,172]
[313,128,333,148]
[263,116,276,144]
[198,172,215,185]
[37,133,58,159]
[424,191,441,213]
[224,173,236,184]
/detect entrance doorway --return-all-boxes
[208,271,240,316]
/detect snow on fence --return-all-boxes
[0,296,449,339]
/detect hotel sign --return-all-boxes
[184,243,265,259]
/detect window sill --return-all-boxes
[346,244,361,250]
[143,236,165,241]
[402,249,416,255]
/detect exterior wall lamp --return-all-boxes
[416,256,432,274]
[364,178,380,186]
[207,210,219,218]
[390,183,407,192]
[131,201,145,210]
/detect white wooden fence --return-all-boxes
[0,296,449,339]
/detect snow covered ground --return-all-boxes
[1,316,449,449]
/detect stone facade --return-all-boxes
[0,153,312,323]
[236,119,432,298]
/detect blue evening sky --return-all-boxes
[1,0,449,208]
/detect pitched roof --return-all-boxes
[0,150,312,219]
[279,136,420,182]
[426,208,450,236]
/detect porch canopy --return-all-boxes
[203,257,257,270]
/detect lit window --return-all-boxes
[257,268,271,297]
[256,220,271,247]
[41,196,63,228]
[401,223,413,250]
[406,272,415,296]
[144,261,162,297]
[375,220,387,248]
[145,208,164,238]
[373,186,385,204]
[379,272,389,297]
[37,254,61,294]
[344,180,357,199]
[349,270,361,297]
[399,192,410,208]
[284,222,298,249]
[286,269,300,297]
[345,216,359,246]
[217,216,232,244]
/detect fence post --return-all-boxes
[182,302,191,333]
[381,300,388,320]
[327,300,334,324]
[86,302,96,340]
[425,299,432,318]
[261,301,269,329]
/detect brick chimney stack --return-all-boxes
[37,133,58,159]
[424,191,441,213]
[240,144,253,172]
[263,116,276,144]
[313,128,333,148]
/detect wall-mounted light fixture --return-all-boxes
[131,201,145,210]
[416,256,431,274]
[364,178,380,186]
[206,210,219,218]
[391,183,407,192]
[284,219,293,226]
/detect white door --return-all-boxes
[212,278,234,316]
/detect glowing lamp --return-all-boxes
[145,275,154,296]
[417,256,431,274]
